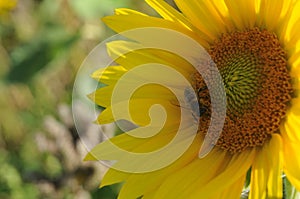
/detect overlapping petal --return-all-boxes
[224,0,256,30]
[91,66,127,85]
[174,0,230,42]
[117,134,201,198]
[102,9,209,47]
[189,149,255,198]
[106,41,195,80]
[281,110,300,192]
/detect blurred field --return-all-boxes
[0,0,154,198]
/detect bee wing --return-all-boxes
[183,87,201,121]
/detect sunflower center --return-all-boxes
[194,28,293,153]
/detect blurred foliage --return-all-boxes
[0,0,152,198]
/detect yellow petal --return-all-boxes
[97,98,181,126]
[277,0,299,44]
[118,134,201,199]
[210,0,229,18]
[106,40,143,62]
[290,97,300,116]
[282,112,300,142]
[249,134,283,199]
[99,133,201,190]
[190,149,255,198]
[266,134,283,198]
[250,134,283,199]
[258,0,286,31]
[102,9,208,47]
[249,148,268,199]
[282,142,300,191]
[90,83,177,108]
[281,117,300,191]
[100,168,130,187]
[106,41,195,79]
[115,8,148,16]
[224,0,256,30]
[174,0,229,42]
[152,149,230,199]
[88,86,112,107]
[86,132,152,161]
[213,175,246,199]
[286,18,300,48]
[86,123,199,175]
[141,191,156,199]
[145,0,197,31]
[102,138,206,191]
[288,50,300,76]
[91,66,127,85]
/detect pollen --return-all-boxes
[194,28,293,153]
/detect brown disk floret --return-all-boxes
[193,28,293,153]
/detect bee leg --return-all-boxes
[197,86,208,94]
[199,107,207,115]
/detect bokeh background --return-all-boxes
[0,0,170,198]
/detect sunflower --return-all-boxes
[85,0,300,198]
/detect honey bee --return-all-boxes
[183,86,209,122]
[183,85,215,158]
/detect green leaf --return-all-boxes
[245,167,252,188]
[284,175,300,199]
